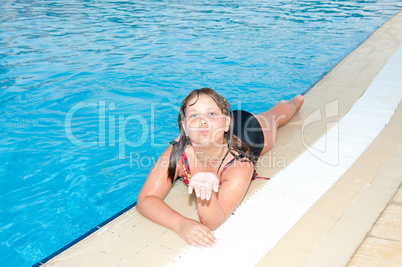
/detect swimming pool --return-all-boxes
[1,0,401,265]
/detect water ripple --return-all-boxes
[0,0,401,265]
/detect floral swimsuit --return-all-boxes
[179,149,266,185]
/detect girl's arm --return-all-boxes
[194,160,254,230]
[137,142,216,248]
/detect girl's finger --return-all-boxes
[194,184,200,198]
[200,186,206,200]
[200,232,216,247]
[188,184,194,195]
[205,187,212,201]
[188,239,201,248]
[213,183,219,192]
[191,234,213,248]
[199,226,217,244]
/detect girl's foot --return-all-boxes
[293,95,304,112]
[279,95,304,112]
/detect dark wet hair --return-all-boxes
[167,87,255,183]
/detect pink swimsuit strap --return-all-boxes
[179,151,266,185]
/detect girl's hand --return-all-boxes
[178,218,217,248]
[188,172,220,201]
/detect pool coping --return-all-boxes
[37,11,402,267]
[32,201,138,267]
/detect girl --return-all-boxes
[137,88,304,248]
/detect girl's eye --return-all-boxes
[190,114,198,118]
[209,112,215,116]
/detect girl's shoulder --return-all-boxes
[220,150,254,180]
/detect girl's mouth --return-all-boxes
[200,129,209,135]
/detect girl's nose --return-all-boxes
[200,117,207,125]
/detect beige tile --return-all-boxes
[370,132,401,153]
[103,209,144,235]
[371,166,402,189]
[393,142,402,158]
[165,182,195,209]
[153,230,188,255]
[387,115,402,136]
[348,254,402,267]
[370,204,402,242]
[337,87,369,114]
[165,194,198,218]
[100,239,142,261]
[392,186,402,204]
[185,210,200,221]
[334,68,364,88]
[279,211,337,251]
[322,82,350,96]
[46,256,83,267]
[100,230,183,265]
[256,241,310,267]
[353,149,392,171]
[308,186,359,219]
[372,154,402,187]
[352,184,397,214]
[145,242,178,260]
[389,101,402,117]
[302,206,380,267]
[76,250,122,267]
[299,119,335,147]
[101,220,168,258]
[281,134,309,154]
[46,228,118,266]
[275,120,304,147]
[363,132,399,152]
[335,166,378,193]
[121,249,173,267]
[358,66,383,90]
[348,237,402,266]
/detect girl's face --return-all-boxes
[182,94,230,147]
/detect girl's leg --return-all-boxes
[255,95,304,155]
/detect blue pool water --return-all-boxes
[1,0,401,265]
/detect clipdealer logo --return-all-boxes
[64,100,179,159]
[302,99,339,166]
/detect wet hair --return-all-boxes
[167,87,255,183]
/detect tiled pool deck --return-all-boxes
[41,11,402,267]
